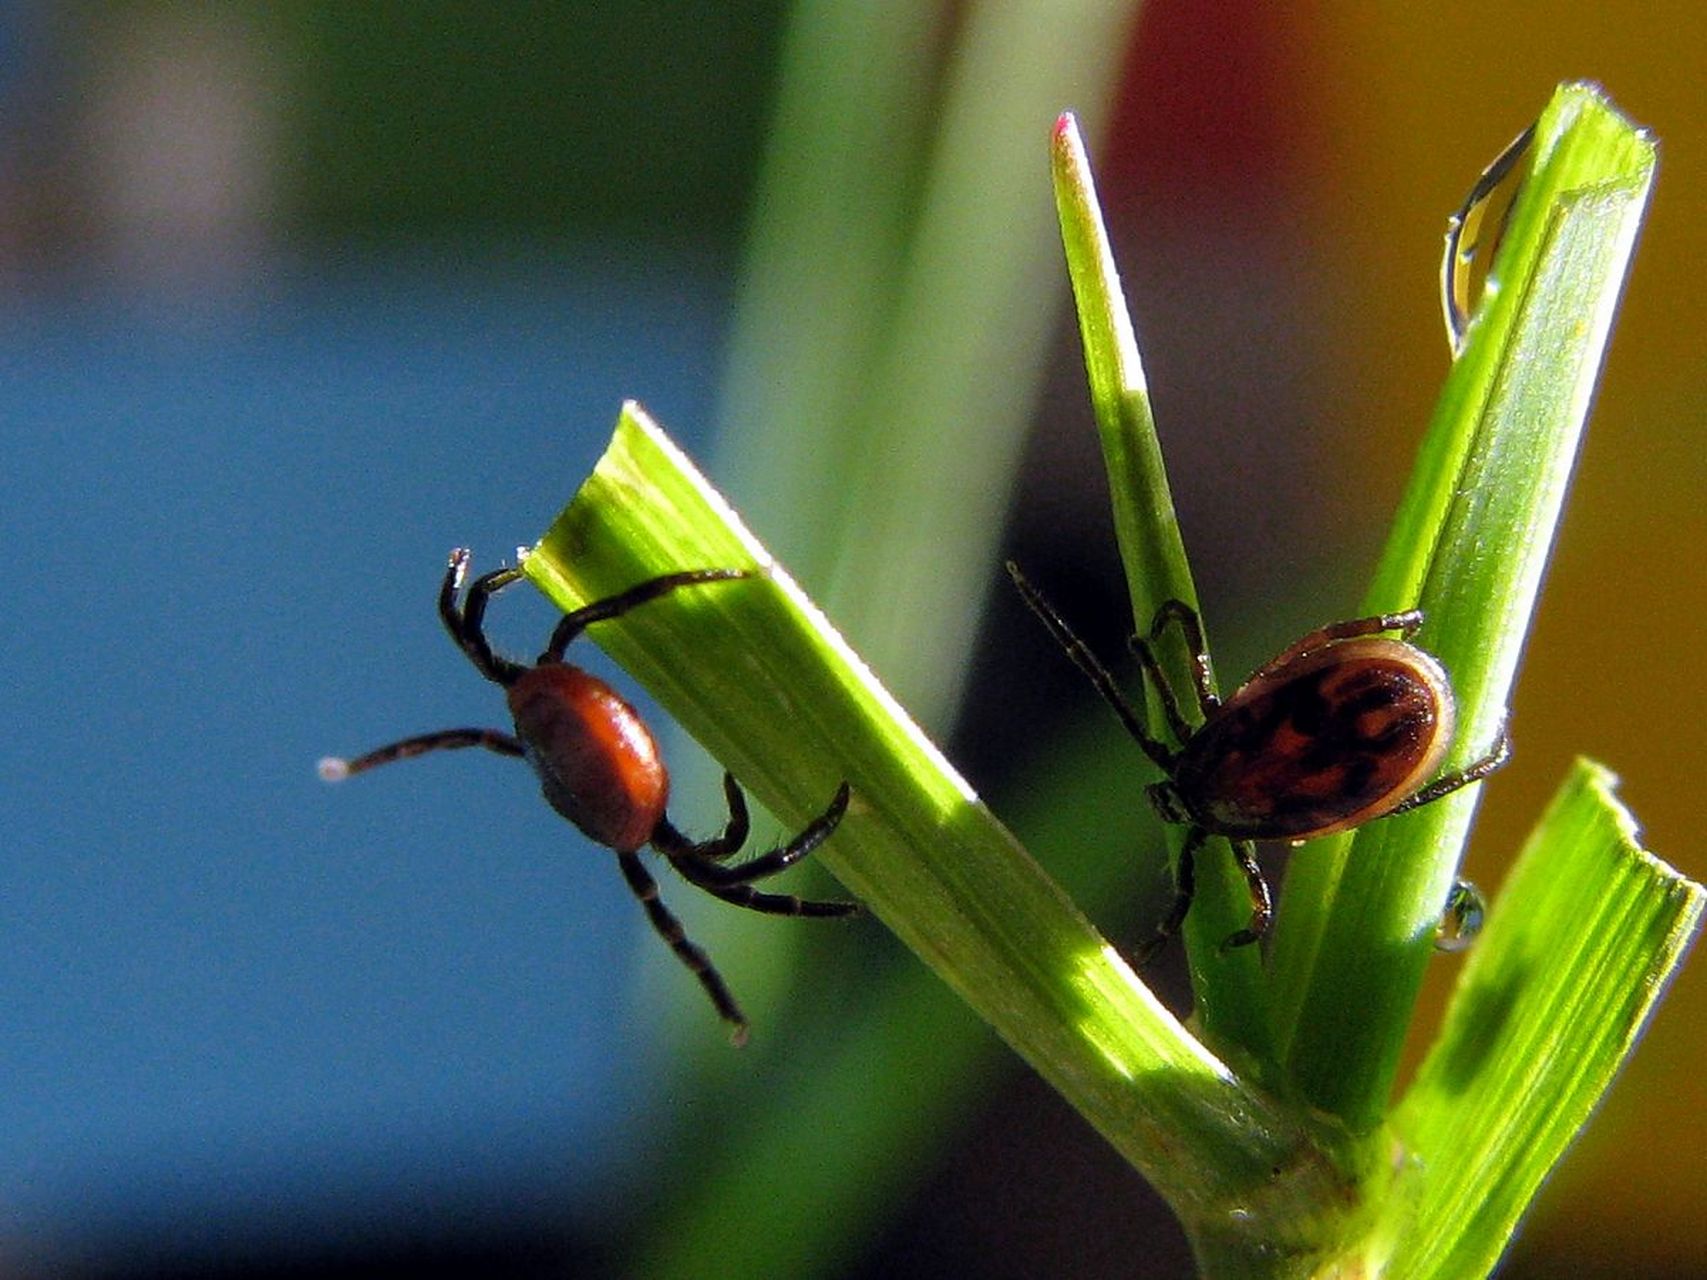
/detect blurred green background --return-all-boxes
[1,2,1700,1276]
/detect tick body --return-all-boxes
[1007,562,1509,958]
[321,548,859,1045]
[506,663,668,854]
[1158,635,1455,841]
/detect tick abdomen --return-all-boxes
[507,663,668,853]
[1175,637,1455,839]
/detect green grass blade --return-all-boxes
[1268,84,1658,1129]
[1388,760,1704,1279]
[717,3,1145,725]
[623,710,1217,1279]
[1051,113,1271,1062]
[525,403,1347,1251]
[708,0,943,586]
[1050,114,1184,608]
[644,10,1144,1271]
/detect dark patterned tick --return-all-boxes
[1007,562,1509,960]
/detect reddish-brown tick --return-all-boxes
[321,548,858,1044]
[1007,562,1509,959]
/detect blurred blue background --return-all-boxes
[2,7,756,1271]
[2,3,1704,1277]
[5,259,725,1264]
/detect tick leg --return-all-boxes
[669,867,862,918]
[1148,599,1220,718]
[616,850,750,1046]
[1387,723,1512,815]
[543,569,750,662]
[1133,826,1205,967]
[318,727,525,781]
[1006,561,1177,773]
[436,547,475,639]
[1218,840,1273,952]
[653,782,858,915]
[658,783,852,885]
[1247,609,1425,684]
[1127,634,1196,748]
[439,549,527,685]
[688,772,753,862]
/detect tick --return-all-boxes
[1007,562,1509,960]
[320,548,859,1045]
